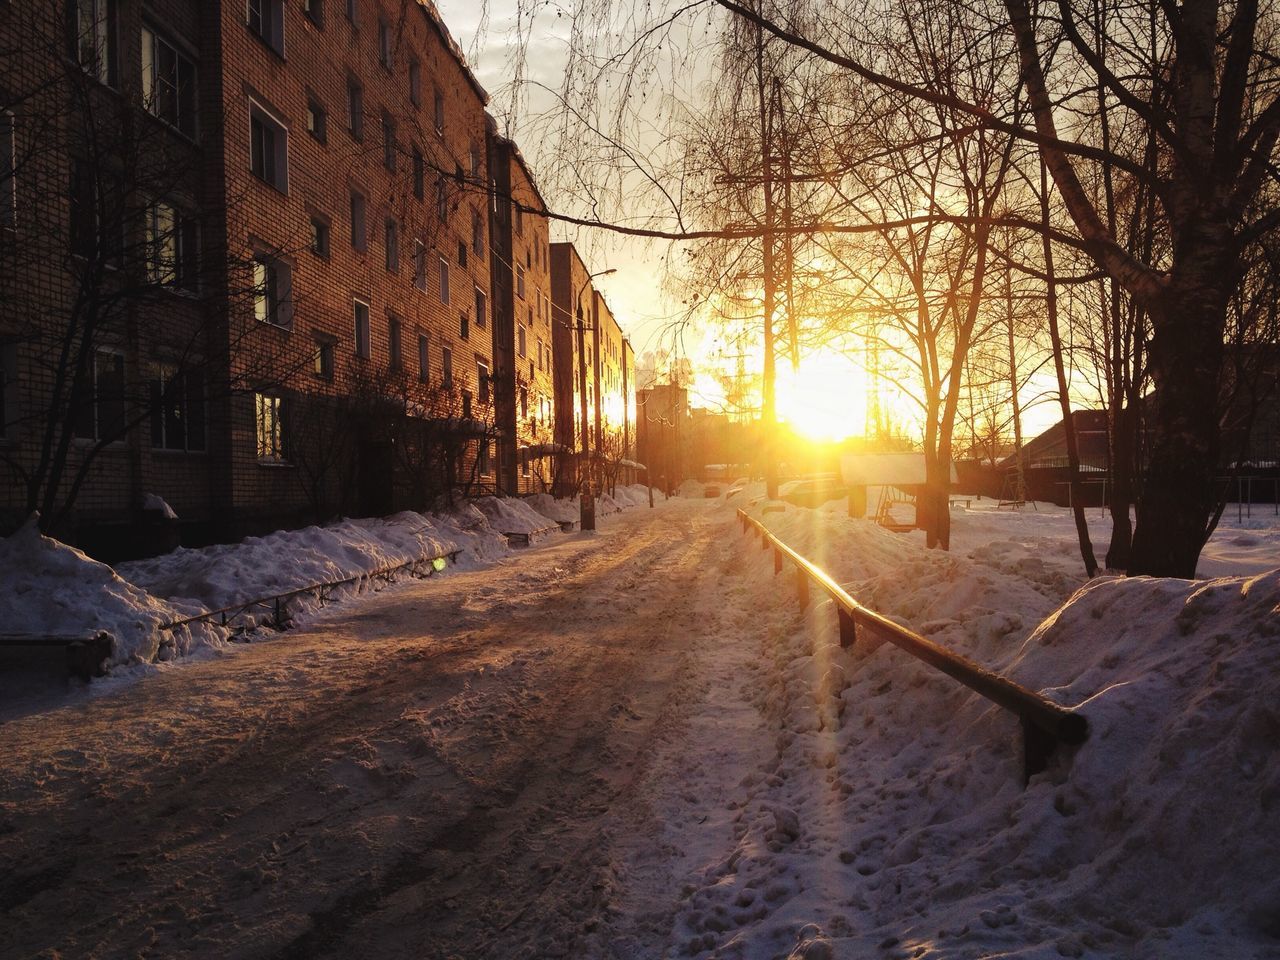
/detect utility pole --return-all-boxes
[755,8,779,500]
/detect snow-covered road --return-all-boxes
[0,499,751,960]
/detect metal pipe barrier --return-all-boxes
[162,549,461,637]
[737,509,1088,781]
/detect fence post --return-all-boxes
[760,530,770,551]
[837,609,857,648]
[773,548,783,575]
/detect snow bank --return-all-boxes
[472,496,559,538]
[669,503,1280,958]
[0,518,225,667]
[525,493,580,525]
[677,479,707,498]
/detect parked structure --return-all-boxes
[0,0,498,555]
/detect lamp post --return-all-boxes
[574,267,616,531]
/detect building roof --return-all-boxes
[416,0,489,105]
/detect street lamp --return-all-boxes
[574,267,616,531]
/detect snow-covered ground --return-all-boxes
[1,490,1276,959]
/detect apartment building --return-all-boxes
[0,0,495,553]
[487,125,556,495]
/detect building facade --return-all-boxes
[0,0,497,554]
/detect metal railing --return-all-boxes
[737,509,1088,781]
[162,549,461,637]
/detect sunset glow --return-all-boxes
[775,349,869,442]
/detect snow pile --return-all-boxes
[472,496,559,538]
[0,518,225,667]
[611,484,656,507]
[664,504,1280,959]
[525,493,580,525]
[677,479,708,498]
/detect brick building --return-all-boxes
[0,0,497,554]
[487,125,557,494]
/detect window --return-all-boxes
[477,361,490,404]
[310,214,330,257]
[381,112,396,171]
[478,438,490,475]
[303,0,323,26]
[249,99,288,191]
[469,143,481,177]
[517,323,526,358]
[74,350,125,442]
[412,147,424,199]
[438,255,450,303]
[246,0,284,54]
[347,79,363,139]
[73,0,116,85]
[457,239,467,270]
[520,386,528,419]
[350,188,366,251]
[417,333,429,383]
[413,240,426,291]
[0,113,13,228]
[388,314,402,369]
[150,365,206,452]
[145,200,199,290]
[142,25,197,138]
[514,201,523,236]
[346,0,356,23]
[0,342,17,440]
[384,217,398,272]
[462,390,471,419]
[435,174,447,220]
[252,252,292,327]
[255,392,286,462]
[471,209,483,257]
[377,18,392,67]
[353,298,370,358]
[70,161,122,260]
[475,287,487,329]
[457,308,469,340]
[536,337,544,372]
[516,263,525,300]
[409,59,421,105]
[442,346,453,389]
[313,336,335,379]
[432,87,444,133]
[305,95,326,142]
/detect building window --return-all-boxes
[377,17,392,67]
[310,214,330,257]
[442,346,453,389]
[347,79,363,139]
[314,336,335,379]
[469,143,481,177]
[409,58,421,105]
[516,264,526,300]
[252,252,292,327]
[520,386,528,419]
[353,298,370,359]
[477,361,490,404]
[141,25,197,138]
[381,112,396,171]
[346,0,356,23]
[417,333,429,383]
[303,0,323,26]
[0,342,17,440]
[0,112,13,228]
[438,255,450,303]
[249,99,288,191]
[70,161,122,260]
[514,201,523,236]
[475,287,487,329]
[350,188,366,251]
[384,217,398,272]
[413,240,427,291]
[246,0,284,54]
[150,365,206,452]
[73,0,116,85]
[459,309,469,340]
[145,200,199,290]
[435,174,447,220]
[537,337,544,372]
[462,390,471,419]
[471,209,483,257]
[388,313,402,369]
[432,87,444,133]
[518,323,526,358]
[305,95,326,142]
[254,392,286,462]
[74,349,126,442]
[478,437,491,475]
[412,147,424,199]
[457,239,467,270]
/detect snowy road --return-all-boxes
[0,499,747,960]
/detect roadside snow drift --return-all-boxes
[663,502,1280,959]
[0,518,225,666]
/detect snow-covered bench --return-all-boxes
[502,524,561,547]
[0,631,112,679]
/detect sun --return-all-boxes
[775,349,869,442]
